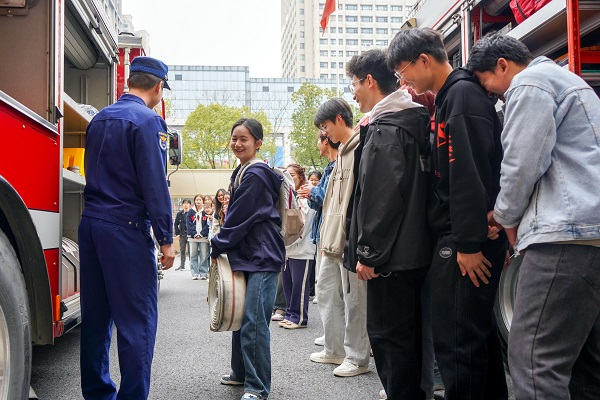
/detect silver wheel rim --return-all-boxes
[497,257,521,338]
[0,303,11,400]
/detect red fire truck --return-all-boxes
[410,0,600,353]
[0,1,175,398]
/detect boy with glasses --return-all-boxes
[387,28,508,400]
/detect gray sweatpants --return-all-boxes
[509,243,600,400]
[316,254,370,366]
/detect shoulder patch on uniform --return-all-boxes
[158,131,168,150]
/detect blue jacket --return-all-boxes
[211,162,285,273]
[494,56,600,251]
[308,160,335,244]
[185,208,209,238]
[83,94,172,245]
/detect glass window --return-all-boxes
[391,5,402,11]
[175,74,183,81]
[300,66,305,72]
[300,43,304,49]
[346,15,358,22]
[319,3,324,10]
[346,4,358,10]
[300,8,304,15]
[331,62,337,69]
[361,16,373,22]
[376,40,388,46]
[391,28,400,34]
[391,17,403,23]
[360,4,372,10]
[320,62,327,68]
[331,50,337,57]
[347,27,358,34]
[300,54,305,61]
[361,27,373,34]
[339,62,344,68]
[331,74,336,79]
[330,39,336,45]
[347,39,358,46]
[263,86,269,92]
[362,39,373,46]
[288,86,294,92]
[330,26,336,33]
[300,20,304,26]
[347,50,358,56]
[320,38,327,45]
[406,6,412,12]
[376,5,388,11]
[320,74,328,79]
[376,28,388,35]
[320,50,328,56]
[376,16,388,23]
[300,31,304,38]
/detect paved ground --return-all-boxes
[31,255,514,399]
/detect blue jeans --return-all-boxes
[189,239,209,277]
[230,271,278,399]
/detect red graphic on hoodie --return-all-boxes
[436,121,447,148]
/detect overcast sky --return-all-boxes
[121,0,282,78]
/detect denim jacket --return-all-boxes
[308,160,335,244]
[494,56,600,251]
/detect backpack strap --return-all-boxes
[234,158,263,189]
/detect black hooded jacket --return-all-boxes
[348,106,433,273]
[429,68,504,253]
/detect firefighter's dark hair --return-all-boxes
[467,33,533,73]
[387,28,448,71]
[128,71,163,91]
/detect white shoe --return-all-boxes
[309,350,344,365]
[379,389,387,399]
[314,335,325,346]
[312,298,318,304]
[333,360,369,377]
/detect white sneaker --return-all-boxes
[310,350,344,365]
[312,298,318,304]
[379,389,387,399]
[333,360,369,377]
[314,335,325,346]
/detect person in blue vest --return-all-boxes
[78,56,175,400]
[211,118,284,400]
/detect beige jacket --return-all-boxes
[320,130,361,259]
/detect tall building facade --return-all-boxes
[281,0,414,79]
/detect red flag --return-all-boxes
[320,0,336,34]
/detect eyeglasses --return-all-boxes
[394,59,417,82]
[347,77,366,94]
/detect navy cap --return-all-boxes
[130,56,171,90]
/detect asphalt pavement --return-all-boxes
[31,255,514,399]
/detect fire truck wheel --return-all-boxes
[493,252,523,371]
[0,230,32,400]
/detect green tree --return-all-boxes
[289,83,330,170]
[182,103,276,169]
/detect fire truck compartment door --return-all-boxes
[65,5,97,70]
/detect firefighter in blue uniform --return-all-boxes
[78,56,175,400]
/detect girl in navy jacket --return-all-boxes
[211,118,284,400]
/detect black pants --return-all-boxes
[368,267,429,400]
[430,234,508,400]
[179,234,188,268]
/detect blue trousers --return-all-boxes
[79,217,158,400]
[230,271,278,399]
[189,239,209,278]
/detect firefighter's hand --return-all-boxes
[457,251,491,287]
[356,261,379,281]
[160,244,175,270]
